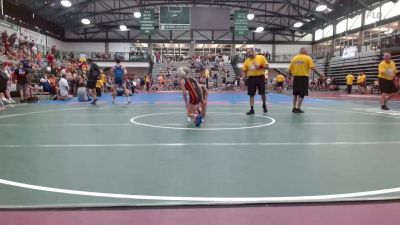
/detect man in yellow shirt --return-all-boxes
[288,47,317,113]
[378,52,398,110]
[242,48,268,115]
[346,73,355,94]
[357,72,367,94]
[96,70,107,96]
[276,74,285,93]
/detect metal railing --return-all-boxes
[0,41,149,62]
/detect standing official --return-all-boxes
[378,52,398,110]
[288,47,318,113]
[242,49,269,115]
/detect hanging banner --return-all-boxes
[234,10,249,36]
[20,27,46,46]
[342,46,358,59]
[140,9,155,34]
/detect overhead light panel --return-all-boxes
[247,13,255,20]
[119,25,128,31]
[294,22,304,28]
[81,18,91,25]
[60,0,72,7]
[134,11,141,18]
[316,4,328,12]
[255,26,264,33]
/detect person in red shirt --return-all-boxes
[47,51,55,67]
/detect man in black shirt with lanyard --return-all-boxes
[86,59,100,105]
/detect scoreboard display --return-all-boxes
[159,6,191,30]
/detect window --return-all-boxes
[323,25,333,38]
[347,14,361,30]
[315,29,323,41]
[381,1,400,19]
[336,19,347,34]
[365,7,381,25]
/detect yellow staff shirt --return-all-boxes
[346,74,355,85]
[276,74,285,82]
[96,73,107,88]
[242,55,268,77]
[289,54,316,76]
[357,74,366,83]
[378,60,398,81]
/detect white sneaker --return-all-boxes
[127,99,131,104]
[1,97,11,104]
[9,98,16,104]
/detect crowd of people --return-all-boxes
[150,54,237,91]
[1,30,399,113]
[0,30,154,111]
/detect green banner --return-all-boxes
[0,20,19,32]
[234,10,249,36]
[140,9,155,34]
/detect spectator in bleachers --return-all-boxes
[317,76,325,90]
[58,73,73,101]
[47,74,58,100]
[18,35,27,50]
[204,69,210,89]
[1,31,8,49]
[221,74,226,88]
[13,63,29,103]
[156,52,161,64]
[309,78,317,91]
[346,73,355,94]
[8,33,17,48]
[39,75,52,93]
[47,51,55,67]
[145,74,151,91]
[0,68,9,109]
[1,62,16,104]
[77,75,90,102]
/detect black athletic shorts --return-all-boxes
[247,76,266,96]
[277,82,284,87]
[86,80,97,89]
[379,78,398,94]
[0,79,7,92]
[293,76,309,96]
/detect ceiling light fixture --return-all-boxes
[81,18,91,25]
[134,11,141,18]
[247,13,255,20]
[316,4,328,12]
[294,22,304,28]
[60,0,72,7]
[255,26,264,32]
[119,25,128,31]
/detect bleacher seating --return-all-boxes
[326,51,380,86]
[152,61,236,89]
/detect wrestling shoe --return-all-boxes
[195,115,203,127]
